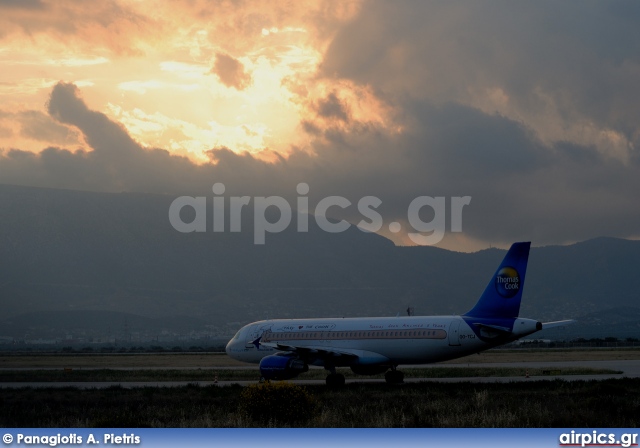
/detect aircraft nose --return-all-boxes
[226,328,244,359]
[225,338,233,356]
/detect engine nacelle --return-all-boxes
[259,354,308,380]
[350,365,389,376]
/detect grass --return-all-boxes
[1,378,639,427]
[0,367,620,382]
[0,352,247,369]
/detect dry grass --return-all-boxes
[2,379,639,427]
[0,353,247,369]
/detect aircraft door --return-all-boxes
[448,319,461,346]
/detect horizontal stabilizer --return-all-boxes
[541,319,576,329]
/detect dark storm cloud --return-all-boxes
[212,53,252,90]
[307,0,640,245]
[1,83,292,194]
[315,93,349,122]
[19,110,80,144]
[4,2,640,248]
[320,1,640,151]
[3,80,640,246]
[0,1,153,54]
[47,82,139,158]
[0,108,80,144]
[0,0,45,9]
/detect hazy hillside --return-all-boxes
[1,184,639,340]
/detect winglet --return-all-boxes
[252,337,262,349]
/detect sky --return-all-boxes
[1,0,640,251]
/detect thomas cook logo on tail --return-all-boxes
[495,266,520,298]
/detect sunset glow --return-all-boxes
[0,0,383,163]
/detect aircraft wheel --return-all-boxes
[326,373,345,387]
[385,370,404,384]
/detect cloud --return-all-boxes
[3,81,640,251]
[18,110,80,144]
[0,124,13,138]
[315,92,349,122]
[211,53,252,90]
[1,82,289,194]
[0,0,45,10]
[0,0,155,55]
[319,1,640,162]
[0,107,82,154]
[3,2,640,250]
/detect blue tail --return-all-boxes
[463,242,531,319]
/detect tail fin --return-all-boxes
[463,242,531,319]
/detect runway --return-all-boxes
[3,359,639,372]
[1,360,638,389]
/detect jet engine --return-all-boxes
[259,354,308,380]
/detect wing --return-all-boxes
[255,337,390,366]
[259,340,358,361]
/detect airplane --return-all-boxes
[225,242,574,386]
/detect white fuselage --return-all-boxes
[225,315,540,367]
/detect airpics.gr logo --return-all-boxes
[495,266,520,298]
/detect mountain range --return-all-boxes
[1,183,639,342]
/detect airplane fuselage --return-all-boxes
[226,315,540,366]
[225,242,570,384]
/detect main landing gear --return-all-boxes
[385,367,404,384]
[325,364,345,387]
